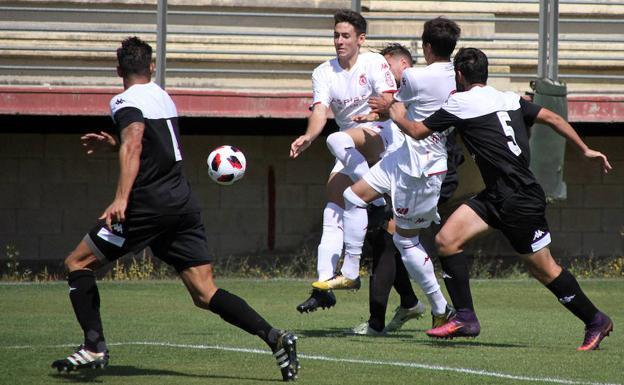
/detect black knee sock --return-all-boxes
[67,269,106,353]
[545,269,599,325]
[208,288,279,350]
[439,252,474,311]
[368,231,396,331]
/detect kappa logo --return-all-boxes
[381,62,389,70]
[115,98,125,105]
[423,255,430,265]
[359,73,367,86]
[112,223,123,234]
[442,271,452,279]
[559,294,576,304]
[533,229,545,241]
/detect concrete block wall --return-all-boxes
[0,133,622,266]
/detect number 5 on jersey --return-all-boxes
[497,111,522,156]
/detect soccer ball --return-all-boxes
[206,145,247,185]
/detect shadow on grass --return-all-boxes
[295,327,414,339]
[49,365,276,383]
[424,339,527,349]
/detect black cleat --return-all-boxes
[296,289,336,313]
[51,345,109,373]
[273,331,300,381]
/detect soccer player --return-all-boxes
[51,37,300,381]
[290,9,403,312]
[396,47,613,351]
[337,18,462,335]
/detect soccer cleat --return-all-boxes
[577,311,613,351]
[426,309,480,339]
[51,345,109,373]
[311,275,361,291]
[384,301,426,332]
[272,331,300,381]
[350,321,386,336]
[296,289,336,313]
[431,305,456,329]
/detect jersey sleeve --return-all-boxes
[112,107,144,134]
[519,97,542,127]
[393,69,417,103]
[311,68,331,108]
[423,108,463,133]
[370,54,397,94]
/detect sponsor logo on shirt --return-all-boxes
[396,207,409,215]
[331,95,368,108]
[115,98,125,105]
[359,73,367,86]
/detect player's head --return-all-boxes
[116,36,154,80]
[333,9,367,60]
[380,43,413,86]
[453,47,488,91]
[421,17,461,62]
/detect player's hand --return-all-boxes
[290,135,312,158]
[389,102,407,122]
[81,131,117,155]
[99,198,128,230]
[583,148,612,174]
[352,113,379,123]
[368,96,391,114]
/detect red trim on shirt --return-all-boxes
[427,170,448,176]
[382,90,398,94]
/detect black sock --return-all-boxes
[67,269,106,353]
[367,230,395,331]
[439,252,474,311]
[208,288,278,350]
[545,269,599,325]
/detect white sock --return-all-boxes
[317,202,344,281]
[326,131,369,181]
[340,187,369,280]
[392,233,447,315]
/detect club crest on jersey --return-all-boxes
[385,71,394,87]
[359,73,367,86]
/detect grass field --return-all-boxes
[1,278,622,385]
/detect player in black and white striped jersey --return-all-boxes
[391,47,613,350]
[51,37,299,381]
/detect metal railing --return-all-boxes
[0,3,623,88]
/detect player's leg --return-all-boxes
[179,264,299,381]
[522,246,612,351]
[313,177,380,291]
[297,170,350,313]
[426,203,489,338]
[52,237,108,372]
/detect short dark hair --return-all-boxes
[334,9,367,35]
[380,43,414,66]
[454,47,489,84]
[116,36,152,77]
[422,17,461,58]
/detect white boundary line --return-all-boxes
[2,341,620,385]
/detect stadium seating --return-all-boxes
[0,0,622,95]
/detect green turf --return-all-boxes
[0,279,622,385]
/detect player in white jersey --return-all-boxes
[290,9,402,313]
[331,18,462,334]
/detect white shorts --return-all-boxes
[363,149,444,230]
[330,120,405,176]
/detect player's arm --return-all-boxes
[389,101,433,139]
[290,103,328,158]
[535,108,612,173]
[81,131,118,155]
[99,121,144,229]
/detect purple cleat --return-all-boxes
[577,311,613,351]
[426,309,480,339]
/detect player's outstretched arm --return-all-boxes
[81,131,118,155]
[290,103,328,159]
[536,108,612,174]
[389,101,432,139]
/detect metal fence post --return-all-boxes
[351,0,361,12]
[155,0,167,88]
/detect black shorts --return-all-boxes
[84,212,212,273]
[466,184,551,254]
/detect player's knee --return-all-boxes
[343,187,368,209]
[435,230,458,256]
[326,131,352,157]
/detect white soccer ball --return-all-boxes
[206,145,247,185]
